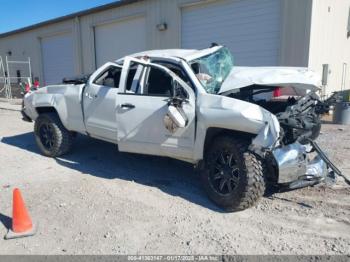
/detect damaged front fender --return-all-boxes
[249,110,281,156]
[194,94,281,161]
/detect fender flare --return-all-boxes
[33,94,69,129]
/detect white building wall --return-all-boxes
[181,0,282,66]
[76,0,207,72]
[0,0,217,81]
[279,0,312,67]
[0,0,330,87]
[0,19,77,84]
[308,0,350,96]
[78,0,148,73]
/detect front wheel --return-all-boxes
[34,113,74,157]
[201,136,265,211]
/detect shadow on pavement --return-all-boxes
[0,213,11,230]
[1,132,223,212]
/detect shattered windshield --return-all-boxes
[190,47,234,94]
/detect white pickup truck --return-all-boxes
[22,45,337,211]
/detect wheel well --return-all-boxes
[204,127,255,155]
[35,107,76,136]
[203,128,279,185]
[36,107,57,115]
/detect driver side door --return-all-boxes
[83,63,122,143]
[116,57,196,160]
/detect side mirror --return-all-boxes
[164,80,189,133]
[167,105,186,128]
[164,105,188,133]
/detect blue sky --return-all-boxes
[0,0,118,34]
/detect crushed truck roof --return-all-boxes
[115,47,322,92]
[116,46,223,63]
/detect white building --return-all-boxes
[0,0,349,96]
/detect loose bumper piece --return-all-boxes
[273,142,328,184]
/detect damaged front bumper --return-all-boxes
[21,99,32,122]
[272,142,334,188]
[21,109,32,122]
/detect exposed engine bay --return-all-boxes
[223,85,348,188]
[224,85,330,146]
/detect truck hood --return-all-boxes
[218,67,321,94]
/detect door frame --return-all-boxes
[82,62,123,142]
[116,56,197,159]
[118,57,195,96]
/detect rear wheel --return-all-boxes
[34,113,74,157]
[201,136,265,211]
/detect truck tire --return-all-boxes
[201,136,265,211]
[34,113,74,157]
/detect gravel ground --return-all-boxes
[0,109,349,255]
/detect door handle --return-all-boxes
[121,103,135,109]
[85,93,97,99]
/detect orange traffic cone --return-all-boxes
[5,188,37,240]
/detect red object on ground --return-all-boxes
[11,188,33,233]
[25,83,30,93]
[273,87,282,97]
[34,80,40,88]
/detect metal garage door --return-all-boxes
[94,17,146,67]
[181,0,281,66]
[41,33,75,85]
